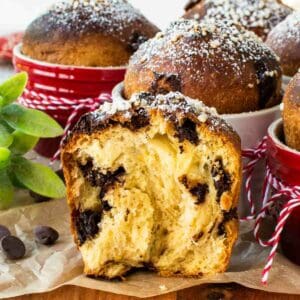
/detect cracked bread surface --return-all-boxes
[61,92,242,279]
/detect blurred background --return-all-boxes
[0,0,298,35]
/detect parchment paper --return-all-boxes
[0,198,300,299]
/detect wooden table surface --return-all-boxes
[9,283,300,299]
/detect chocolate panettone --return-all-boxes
[266,12,300,77]
[61,92,241,279]
[22,0,159,67]
[124,19,282,114]
[183,0,293,41]
[283,72,300,151]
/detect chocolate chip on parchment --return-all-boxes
[1,236,26,260]
[0,225,10,240]
[34,226,59,245]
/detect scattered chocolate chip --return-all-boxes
[74,210,102,245]
[151,72,182,95]
[124,108,150,130]
[190,183,209,204]
[34,226,59,245]
[218,208,238,236]
[211,159,232,202]
[129,32,148,52]
[255,60,278,109]
[102,200,112,211]
[0,225,10,240]
[1,236,26,260]
[79,160,126,200]
[175,119,200,145]
[29,191,51,203]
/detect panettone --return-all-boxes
[22,0,159,67]
[124,19,282,114]
[61,92,241,279]
[266,12,300,77]
[183,0,293,41]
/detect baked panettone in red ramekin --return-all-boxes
[22,0,159,67]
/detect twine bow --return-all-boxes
[242,138,300,284]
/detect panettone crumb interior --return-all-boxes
[67,114,238,278]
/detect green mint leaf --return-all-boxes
[0,148,11,170]
[10,130,39,154]
[0,169,14,209]
[1,104,64,138]
[0,72,28,107]
[11,156,66,198]
[0,123,13,147]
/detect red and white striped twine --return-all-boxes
[242,139,300,285]
[19,88,112,162]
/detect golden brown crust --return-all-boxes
[283,72,300,151]
[266,12,300,77]
[183,0,293,41]
[22,0,159,67]
[124,19,282,114]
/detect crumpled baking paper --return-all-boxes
[0,197,299,299]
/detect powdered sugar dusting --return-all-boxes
[185,0,293,39]
[131,19,280,81]
[93,91,218,125]
[267,12,300,49]
[42,0,157,46]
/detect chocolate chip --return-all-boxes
[125,108,150,130]
[34,226,59,245]
[79,160,126,200]
[102,200,112,211]
[175,119,199,145]
[74,210,102,245]
[129,32,148,52]
[211,159,231,202]
[218,208,238,236]
[151,72,182,95]
[255,60,278,109]
[1,236,26,260]
[0,225,10,240]
[190,183,209,204]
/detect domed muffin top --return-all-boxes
[285,72,300,105]
[24,0,159,52]
[184,0,293,40]
[129,18,280,86]
[124,19,282,113]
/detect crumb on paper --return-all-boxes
[159,284,168,291]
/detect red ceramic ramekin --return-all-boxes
[13,44,126,158]
[267,118,300,266]
[267,118,300,186]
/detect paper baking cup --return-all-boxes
[112,82,281,216]
[13,44,126,158]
